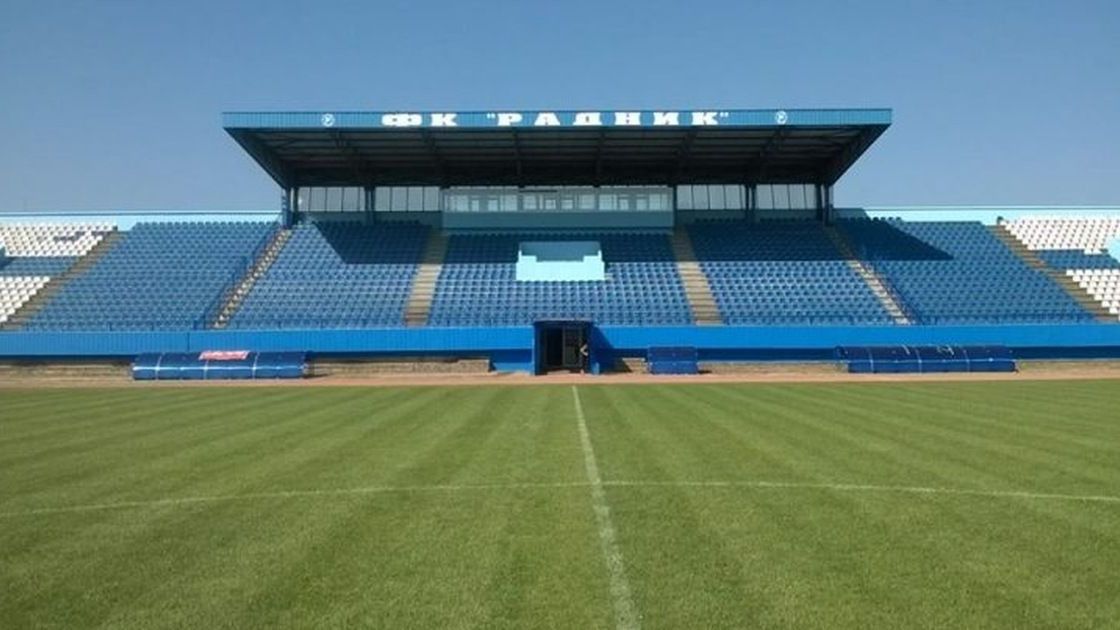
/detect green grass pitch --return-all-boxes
[2,381,1119,628]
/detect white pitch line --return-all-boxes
[602,479,1120,505]
[572,385,641,630]
[0,481,592,519]
[3,477,1118,521]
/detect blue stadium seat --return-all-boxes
[1037,250,1120,271]
[227,221,428,329]
[25,221,274,331]
[836,219,1093,324]
[429,232,692,326]
[688,221,893,326]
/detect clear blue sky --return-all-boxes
[1,0,1117,212]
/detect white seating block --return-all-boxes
[0,276,50,323]
[1005,216,1120,253]
[0,223,114,257]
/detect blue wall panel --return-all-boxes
[187,327,532,354]
[3,324,1120,371]
[596,324,1120,352]
[0,331,191,356]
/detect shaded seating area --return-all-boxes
[838,220,1093,324]
[229,222,428,329]
[688,221,892,325]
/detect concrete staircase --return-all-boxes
[824,226,912,325]
[669,229,722,325]
[211,227,292,328]
[990,223,1114,322]
[2,230,122,330]
[404,230,449,326]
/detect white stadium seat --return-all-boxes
[0,223,114,257]
[0,276,50,323]
[1004,216,1120,253]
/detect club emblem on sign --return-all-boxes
[321,113,335,127]
[775,110,789,125]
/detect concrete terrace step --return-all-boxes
[212,226,292,328]
[404,230,449,326]
[824,226,912,325]
[670,230,722,325]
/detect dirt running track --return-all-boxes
[3,365,1120,389]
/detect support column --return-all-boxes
[671,185,678,228]
[365,186,376,224]
[283,188,298,228]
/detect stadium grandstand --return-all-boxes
[2,108,1119,374]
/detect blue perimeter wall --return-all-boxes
[3,324,1120,373]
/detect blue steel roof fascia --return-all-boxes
[221,108,892,130]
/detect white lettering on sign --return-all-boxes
[430,113,458,127]
[691,111,719,125]
[534,112,561,126]
[382,113,423,127]
[614,112,642,126]
[573,112,603,126]
[372,110,747,128]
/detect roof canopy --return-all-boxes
[223,108,890,188]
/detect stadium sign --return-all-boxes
[366,110,731,128]
[224,108,893,132]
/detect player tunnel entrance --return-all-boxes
[534,320,591,374]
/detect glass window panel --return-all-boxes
[406,187,422,211]
[676,186,692,210]
[724,185,740,209]
[757,185,772,209]
[391,187,408,212]
[374,188,390,212]
[323,187,339,211]
[709,185,725,209]
[693,185,709,210]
